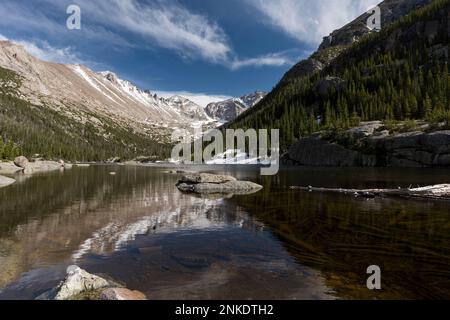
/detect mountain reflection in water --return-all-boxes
[0,165,449,299]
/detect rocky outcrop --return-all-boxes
[23,160,63,174]
[283,128,450,168]
[176,173,262,195]
[284,134,376,167]
[0,175,15,188]
[54,265,112,300]
[0,162,23,175]
[278,0,433,85]
[108,157,121,163]
[37,265,146,300]
[11,156,72,174]
[313,76,346,98]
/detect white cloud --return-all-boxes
[68,0,232,64]
[230,51,297,70]
[156,91,232,108]
[15,40,84,65]
[0,32,91,66]
[247,0,379,44]
[0,0,314,70]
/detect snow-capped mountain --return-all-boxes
[205,91,266,122]
[97,71,210,123]
[0,40,211,143]
[163,95,209,121]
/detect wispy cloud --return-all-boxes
[246,0,378,44]
[16,40,84,65]
[58,0,232,64]
[230,51,298,70]
[0,0,301,70]
[0,33,90,66]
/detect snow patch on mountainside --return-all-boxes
[71,65,118,103]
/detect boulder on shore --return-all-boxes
[10,156,71,174]
[23,160,63,174]
[109,157,121,163]
[36,265,146,300]
[14,156,29,168]
[176,173,262,195]
[0,175,15,188]
[0,162,23,175]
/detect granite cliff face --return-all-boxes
[283,123,450,168]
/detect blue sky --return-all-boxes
[0,0,376,99]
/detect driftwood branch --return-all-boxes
[290,184,450,200]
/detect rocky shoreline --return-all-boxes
[282,122,450,167]
[0,156,73,188]
[0,156,74,175]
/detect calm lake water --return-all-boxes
[0,165,449,299]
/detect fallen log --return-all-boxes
[289,184,450,200]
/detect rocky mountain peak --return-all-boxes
[205,91,267,122]
[319,0,433,50]
[98,71,119,84]
[282,0,433,82]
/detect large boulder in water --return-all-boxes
[180,173,237,184]
[177,173,262,195]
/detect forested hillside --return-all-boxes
[0,67,171,161]
[229,0,449,151]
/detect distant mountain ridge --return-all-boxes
[0,41,210,134]
[205,91,267,122]
[0,40,215,160]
